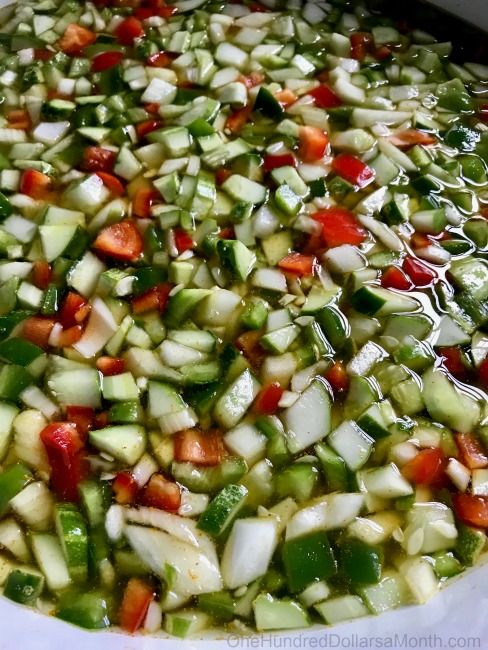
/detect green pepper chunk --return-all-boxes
[339,538,383,584]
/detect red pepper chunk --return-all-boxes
[174,228,194,254]
[65,405,94,439]
[312,207,367,248]
[350,32,372,61]
[147,52,173,68]
[91,50,123,72]
[59,292,90,329]
[58,23,96,56]
[402,448,446,486]
[40,422,88,502]
[298,126,329,162]
[132,188,159,219]
[113,471,139,505]
[32,260,52,290]
[332,153,375,188]
[20,169,52,200]
[225,105,253,134]
[381,266,413,291]
[254,383,284,415]
[263,153,296,172]
[140,474,181,512]
[278,252,316,277]
[119,579,154,634]
[455,433,488,470]
[22,316,56,349]
[82,146,116,173]
[307,84,342,108]
[453,494,488,528]
[96,356,126,376]
[96,172,125,197]
[135,119,162,139]
[115,17,144,46]
[324,361,349,393]
[131,283,172,315]
[439,346,468,380]
[402,256,437,287]
[173,429,225,466]
[93,221,144,262]
[480,358,488,388]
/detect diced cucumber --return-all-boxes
[197,484,248,537]
[89,425,146,465]
[253,594,310,631]
[282,378,331,454]
[422,367,480,434]
[214,369,260,429]
[315,595,369,624]
[31,533,71,591]
[0,463,33,517]
[55,504,88,583]
[328,421,374,471]
[172,457,247,494]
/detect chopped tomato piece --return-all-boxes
[225,105,253,134]
[410,233,431,249]
[144,102,160,115]
[113,471,138,505]
[58,23,96,56]
[132,188,159,219]
[455,433,488,470]
[40,422,88,501]
[263,153,296,172]
[65,405,94,439]
[278,252,316,276]
[374,45,392,61]
[307,84,342,109]
[298,126,329,162]
[7,109,31,130]
[140,474,181,512]
[20,169,52,200]
[324,361,349,393]
[350,32,372,61]
[96,356,126,376]
[439,346,469,380]
[273,89,298,107]
[174,429,225,466]
[215,168,232,186]
[34,48,54,62]
[135,119,162,139]
[58,325,83,347]
[332,153,375,188]
[218,226,235,240]
[22,317,56,349]
[254,383,284,415]
[174,228,194,254]
[131,283,172,315]
[119,579,154,634]
[96,172,125,197]
[147,51,173,68]
[81,146,116,173]
[115,17,144,46]
[402,256,437,287]
[59,292,89,328]
[402,448,446,486]
[387,129,437,149]
[91,50,123,72]
[480,358,488,388]
[236,330,265,367]
[93,220,144,262]
[381,266,413,291]
[312,206,367,248]
[453,494,488,528]
[32,260,52,290]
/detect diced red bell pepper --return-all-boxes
[119,578,154,634]
[93,220,144,262]
[58,325,84,347]
[455,433,488,470]
[81,146,117,173]
[215,168,232,186]
[324,361,349,393]
[96,172,125,197]
[22,317,56,349]
[140,474,181,512]
[7,109,31,130]
[40,422,88,501]
[96,356,126,376]
[132,188,159,219]
[439,346,469,380]
[113,471,139,505]
[402,256,437,287]
[32,260,52,290]
[236,330,265,367]
[263,153,296,172]
[91,50,123,72]
[381,266,413,291]
[20,169,52,200]
[332,153,375,188]
[387,129,437,149]
[218,226,235,240]
[59,292,89,328]
[131,283,172,315]
[410,233,431,250]
[312,207,367,248]
[249,1,270,11]
[350,32,372,61]
[144,102,160,115]
[173,228,194,254]
[135,119,162,139]
[225,105,253,134]
[274,89,298,107]
[374,45,392,61]
[453,494,488,528]
[58,24,96,56]
[402,448,446,486]
[93,411,110,430]
[239,71,265,89]
[278,252,317,276]
[147,51,173,68]
[253,383,283,415]
[173,429,225,466]
[65,405,94,439]
[115,17,144,46]
[479,104,488,125]
[480,358,488,388]
[298,126,329,162]
[34,48,54,62]
[307,84,342,108]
